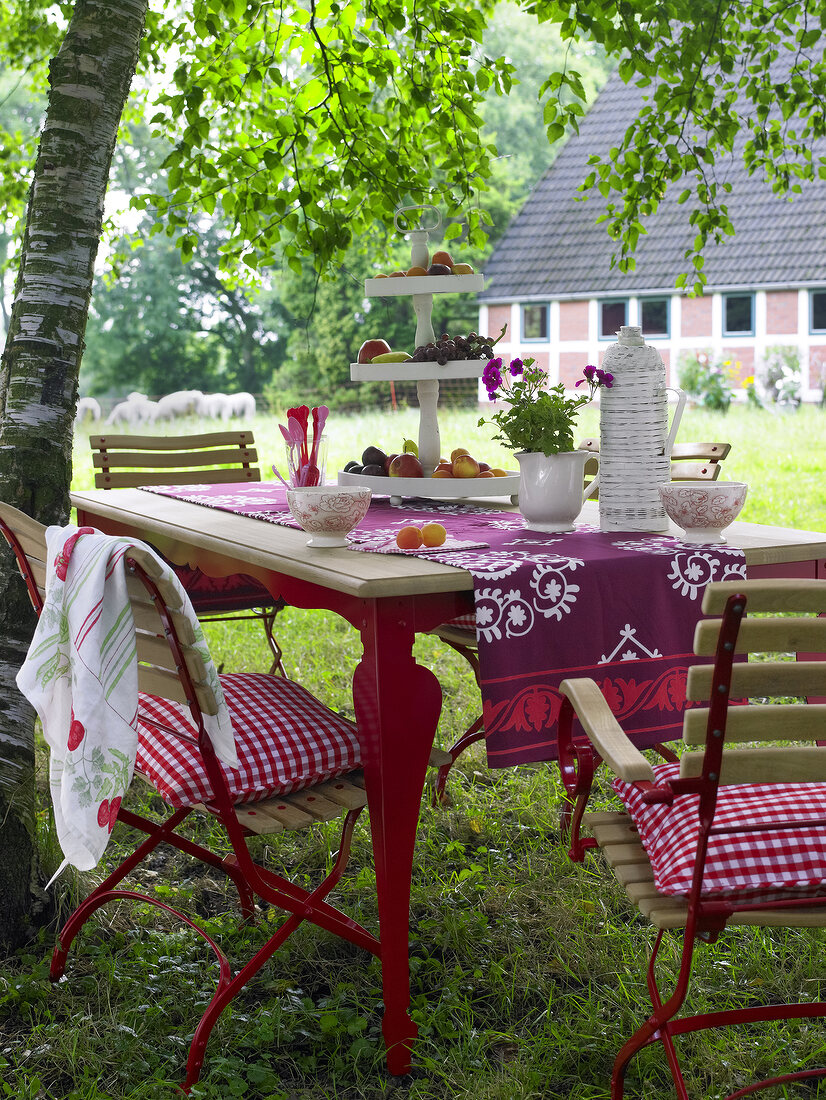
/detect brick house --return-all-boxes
[478,66,826,400]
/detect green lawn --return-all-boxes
[1,404,824,1099]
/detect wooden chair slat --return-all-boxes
[95,468,261,489]
[252,798,316,830]
[136,632,207,683]
[286,789,351,822]
[428,746,452,768]
[702,579,826,615]
[233,804,285,835]
[683,703,826,744]
[0,501,51,551]
[679,745,826,784]
[694,616,826,656]
[131,600,196,645]
[582,810,630,826]
[670,461,721,482]
[593,841,650,868]
[686,661,826,701]
[313,777,370,811]
[669,442,732,461]
[126,563,183,611]
[92,447,258,471]
[137,664,218,716]
[587,820,641,846]
[90,431,256,451]
[614,860,655,886]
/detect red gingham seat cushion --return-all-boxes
[437,611,476,634]
[136,672,361,807]
[171,564,277,614]
[614,761,826,899]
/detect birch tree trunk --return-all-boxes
[0,0,146,950]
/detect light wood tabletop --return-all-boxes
[71,489,826,598]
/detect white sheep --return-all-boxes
[155,389,205,420]
[105,394,159,426]
[75,397,102,423]
[201,391,256,421]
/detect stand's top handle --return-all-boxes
[394,204,441,235]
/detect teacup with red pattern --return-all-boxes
[286,485,372,547]
[659,481,748,543]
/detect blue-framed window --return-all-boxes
[640,297,670,338]
[811,290,826,334]
[723,293,754,336]
[599,299,627,339]
[521,303,549,341]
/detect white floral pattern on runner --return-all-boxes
[601,624,663,664]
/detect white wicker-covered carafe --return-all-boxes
[598,325,685,533]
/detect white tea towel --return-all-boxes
[17,526,237,877]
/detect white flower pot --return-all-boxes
[516,449,599,533]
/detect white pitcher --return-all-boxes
[516,449,599,533]
[598,326,685,533]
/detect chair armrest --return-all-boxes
[559,678,656,783]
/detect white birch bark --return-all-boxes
[0,0,146,949]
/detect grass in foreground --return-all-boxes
[1,403,824,1099]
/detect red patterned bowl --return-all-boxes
[286,485,372,547]
[659,482,748,543]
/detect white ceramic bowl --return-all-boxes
[659,482,748,543]
[286,485,372,547]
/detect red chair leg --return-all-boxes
[183,806,368,1093]
[432,716,485,805]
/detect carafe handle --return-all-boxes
[664,388,686,459]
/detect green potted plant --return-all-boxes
[479,357,611,531]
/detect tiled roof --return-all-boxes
[480,65,826,301]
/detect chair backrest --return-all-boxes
[90,431,260,489]
[0,501,49,613]
[0,501,218,720]
[681,578,826,785]
[578,439,731,489]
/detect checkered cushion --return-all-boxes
[614,762,826,899]
[172,564,276,613]
[439,612,477,633]
[136,672,361,807]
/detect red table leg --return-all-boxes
[353,595,443,1075]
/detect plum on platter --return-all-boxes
[426,263,452,276]
[361,445,387,467]
[362,463,387,476]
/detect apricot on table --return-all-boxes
[421,523,447,547]
[396,525,423,550]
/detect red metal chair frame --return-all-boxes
[558,591,826,1099]
[0,514,379,1094]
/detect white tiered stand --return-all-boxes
[338,272,520,507]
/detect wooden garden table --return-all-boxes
[71,488,826,1073]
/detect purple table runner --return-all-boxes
[144,483,746,766]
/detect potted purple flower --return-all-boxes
[479,357,613,532]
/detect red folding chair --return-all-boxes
[90,430,287,674]
[0,501,378,1094]
[557,578,826,1098]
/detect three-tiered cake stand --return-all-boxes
[337,205,519,507]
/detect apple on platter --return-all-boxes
[389,453,424,478]
[357,338,391,364]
